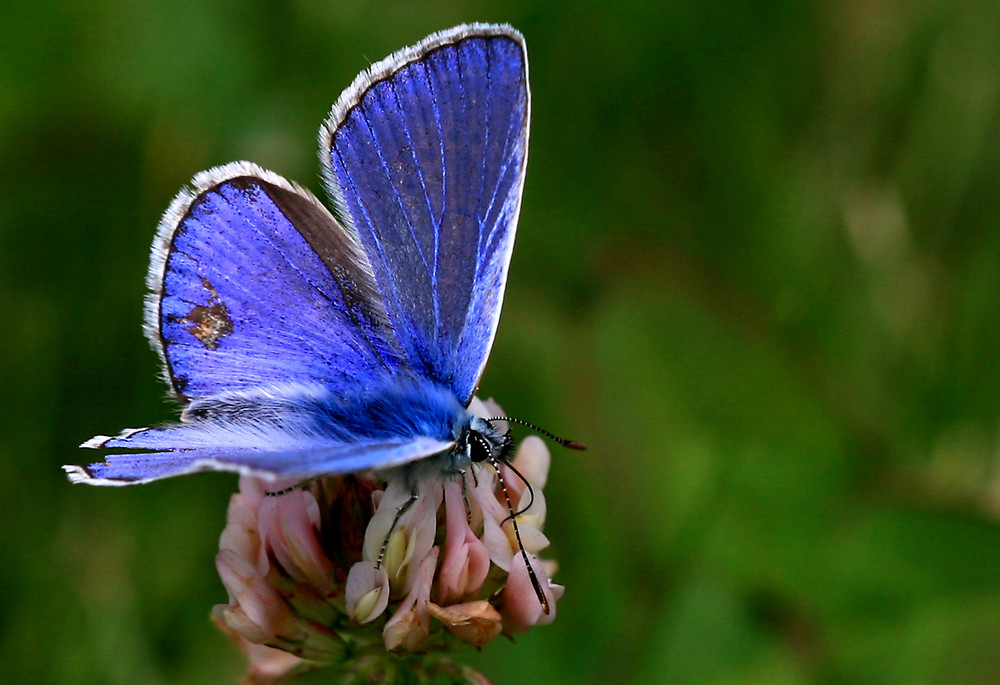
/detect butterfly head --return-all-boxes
[461,415,514,464]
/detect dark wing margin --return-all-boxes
[319,23,530,405]
[144,161,404,400]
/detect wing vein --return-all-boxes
[423,61,446,343]
[480,101,521,260]
[330,144,417,356]
[474,41,492,277]
[356,107,433,274]
[387,78,442,339]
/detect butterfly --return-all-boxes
[64,24,560,487]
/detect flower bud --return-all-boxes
[345,561,390,624]
[383,547,438,651]
[500,552,564,634]
[437,481,491,604]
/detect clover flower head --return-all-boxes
[212,401,562,683]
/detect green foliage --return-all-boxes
[3,0,1000,682]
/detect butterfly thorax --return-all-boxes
[313,378,464,443]
[389,412,513,491]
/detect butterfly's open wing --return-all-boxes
[69,380,463,485]
[146,162,403,401]
[320,24,530,405]
[65,436,454,485]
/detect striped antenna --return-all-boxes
[486,416,587,451]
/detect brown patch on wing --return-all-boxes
[180,278,233,350]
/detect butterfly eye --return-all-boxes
[468,431,493,463]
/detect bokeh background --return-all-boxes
[4,0,1000,683]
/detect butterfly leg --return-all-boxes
[442,463,478,525]
[264,476,321,497]
[457,468,474,525]
[488,455,550,615]
[375,490,419,570]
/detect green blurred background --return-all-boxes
[4,0,1000,683]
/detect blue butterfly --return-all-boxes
[65,24,544,486]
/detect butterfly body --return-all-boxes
[66,25,530,487]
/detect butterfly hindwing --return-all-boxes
[67,436,455,485]
[321,24,529,404]
[148,162,403,400]
[70,379,466,484]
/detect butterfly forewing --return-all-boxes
[321,25,529,404]
[149,162,403,400]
